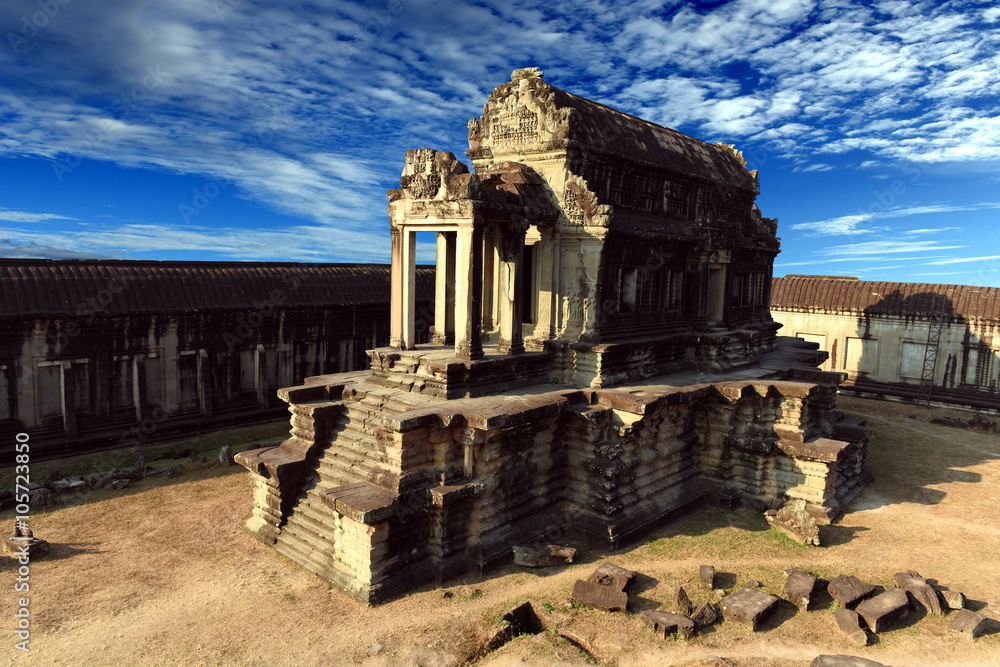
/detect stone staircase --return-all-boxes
[272,390,403,580]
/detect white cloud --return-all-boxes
[922,255,1000,266]
[0,209,76,223]
[822,240,967,257]
[793,203,1000,236]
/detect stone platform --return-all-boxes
[237,338,872,603]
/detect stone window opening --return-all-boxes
[618,267,637,314]
[36,361,64,420]
[707,265,726,325]
[178,352,198,404]
[111,356,133,409]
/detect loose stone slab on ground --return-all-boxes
[827,574,877,609]
[831,609,868,647]
[512,543,576,568]
[720,586,780,631]
[855,588,910,633]
[571,563,636,612]
[948,609,989,639]
[893,571,942,614]
[640,610,695,639]
[783,567,817,609]
[810,656,887,667]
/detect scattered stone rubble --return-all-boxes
[549,559,994,652]
[4,446,248,509]
[930,414,997,433]
[831,609,868,647]
[719,586,780,631]
[949,609,989,639]
[571,563,635,612]
[855,588,910,633]
[811,656,887,667]
[783,567,817,610]
[892,571,941,615]
[765,498,821,546]
[513,543,576,568]
[3,521,49,559]
[640,610,695,639]
[827,575,877,609]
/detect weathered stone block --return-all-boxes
[809,656,886,667]
[938,589,965,611]
[700,564,715,589]
[855,588,910,633]
[572,579,628,612]
[512,543,576,568]
[589,563,635,592]
[783,567,816,609]
[827,574,876,609]
[893,571,941,614]
[720,586,779,631]
[691,602,718,628]
[948,609,989,639]
[571,563,636,612]
[672,583,692,616]
[831,609,868,646]
[640,610,695,639]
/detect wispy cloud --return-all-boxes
[794,203,1000,236]
[822,240,967,257]
[922,255,1000,266]
[0,209,76,223]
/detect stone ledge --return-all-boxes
[235,446,311,484]
[321,482,397,524]
[776,437,849,463]
[430,483,477,508]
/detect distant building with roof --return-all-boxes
[0,259,434,458]
[771,274,1000,411]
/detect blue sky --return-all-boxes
[1,0,999,285]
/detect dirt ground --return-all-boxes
[3,396,1000,666]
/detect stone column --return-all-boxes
[255,343,268,408]
[455,224,484,360]
[132,354,148,424]
[401,228,417,350]
[497,229,526,354]
[532,233,556,342]
[389,227,403,349]
[197,349,212,418]
[60,361,77,439]
[432,231,456,346]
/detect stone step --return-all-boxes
[280,521,335,566]
[274,529,333,575]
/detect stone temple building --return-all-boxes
[0,260,433,459]
[238,68,872,603]
[772,275,1000,411]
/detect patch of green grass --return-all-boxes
[0,421,287,490]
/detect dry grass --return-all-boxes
[2,396,1000,666]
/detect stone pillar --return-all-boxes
[401,228,417,350]
[132,354,147,424]
[455,224,484,360]
[432,231,456,346]
[481,226,496,335]
[532,233,557,342]
[389,227,403,349]
[197,349,212,418]
[497,229,526,354]
[255,343,268,408]
[60,361,77,439]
